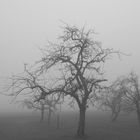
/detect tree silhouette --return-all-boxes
[7,64,62,126]
[23,94,61,124]
[35,24,119,137]
[120,72,140,126]
[101,78,124,122]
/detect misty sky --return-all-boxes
[0,0,140,113]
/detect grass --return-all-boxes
[0,111,139,140]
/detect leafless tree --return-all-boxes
[23,99,46,122]
[35,24,119,137]
[102,72,140,126]
[118,72,140,126]
[101,78,124,122]
[7,65,62,126]
[23,94,61,124]
[45,94,61,126]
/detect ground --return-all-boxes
[0,111,139,140]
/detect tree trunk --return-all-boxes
[56,114,60,129]
[111,112,118,122]
[77,105,86,137]
[136,102,140,126]
[40,104,44,123]
[47,107,51,127]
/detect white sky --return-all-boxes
[0,0,140,113]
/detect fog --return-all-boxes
[0,0,139,112]
[0,0,140,139]
[0,0,140,140]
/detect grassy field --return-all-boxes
[0,111,139,140]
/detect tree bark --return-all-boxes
[77,105,86,137]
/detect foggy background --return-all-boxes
[0,0,140,113]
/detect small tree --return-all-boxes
[23,99,46,122]
[104,72,140,126]
[23,94,61,124]
[7,65,61,125]
[45,94,61,126]
[120,72,140,126]
[101,79,124,122]
[36,25,119,137]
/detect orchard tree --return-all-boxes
[120,72,140,126]
[36,25,119,137]
[23,94,61,124]
[101,78,124,122]
[23,98,47,122]
[104,72,140,126]
[43,94,62,126]
[7,64,62,125]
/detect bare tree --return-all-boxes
[7,65,62,125]
[45,94,61,126]
[101,79,124,122]
[35,25,119,137]
[103,72,140,126]
[23,94,61,124]
[119,72,140,126]
[23,99,46,122]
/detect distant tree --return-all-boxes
[119,72,140,126]
[44,95,61,126]
[23,99,46,122]
[7,64,62,126]
[101,78,124,122]
[35,24,119,137]
[23,94,61,124]
[102,72,140,126]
